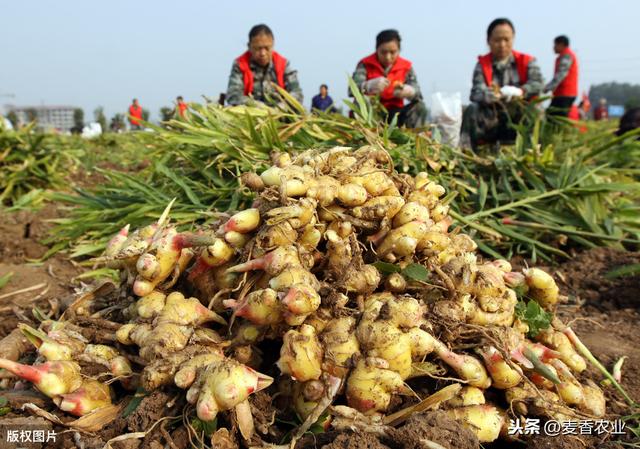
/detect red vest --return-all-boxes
[178,102,187,117]
[568,104,580,120]
[360,53,413,110]
[553,47,578,97]
[128,105,142,125]
[235,51,287,96]
[478,51,533,87]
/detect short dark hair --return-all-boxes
[320,84,328,90]
[376,29,401,49]
[487,18,515,41]
[132,98,138,103]
[554,35,570,47]
[249,24,273,41]
[177,96,183,101]
[616,107,640,136]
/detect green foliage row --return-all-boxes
[4,83,640,264]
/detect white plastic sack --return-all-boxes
[82,122,102,139]
[2,116,13,130]
[431,92,462,147]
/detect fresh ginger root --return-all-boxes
[93,145,608,437]
[55,379,112,416]
[117,291,225,360]
[524,268,559,309]
[278,325,323,382]
[186,358,273,421]
[320,317,360,377]
[356,294,434,379]
[445,404,505,443]
[346,357,410,414]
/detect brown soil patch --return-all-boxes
[557,247,640,311]
[320,432,391,449]
[0,205,81,338]
[552,248,640,448]
[0,204,59,263]
[387,411,478,449]
[126,390,173,433]
[555,248,640,413]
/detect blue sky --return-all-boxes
[1,0,639,120]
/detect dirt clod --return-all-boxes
[126,390,173,432]
[387,411,478,449]
[249,391,275,436]
[111,440,142,449]
[320,432,391,449]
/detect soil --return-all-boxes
[0,204,60,263]
[0,205,81,337]
[556,248,640,412]
[250,391,276,436]
[387,411,478,449]
[552,247,640,448]
[320,432,391,449]
[558,247,640,311]
[125,390,174,433]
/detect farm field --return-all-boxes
[0,99,639,449]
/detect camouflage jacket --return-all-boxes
[226,57,303,106]
[470,54,544,103]
[544,53,573,93]
[351,62,423,100]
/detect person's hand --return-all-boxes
[394,84,416,99]
[499,86,524,101]
[363,77,390,95]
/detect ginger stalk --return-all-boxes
[0,359,82,397]
[433,341,491,388]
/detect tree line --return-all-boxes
[589,82,640,109]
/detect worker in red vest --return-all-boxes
[593,98,609,120]
[461,18,544,149]
[545,35,579,117]
[175,96,188,118]
[352,29,427,128]
[128,99,143,131]
[578,92,591,120]
[226,24,303,107]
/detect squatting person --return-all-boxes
[461,18,544,149]
[226,24,303,107]
[352,29,427,128]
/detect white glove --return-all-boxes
[363,77,390,95]
[394,84,416,99]
[500,86,524,101]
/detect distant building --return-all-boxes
[5,105,77,132]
